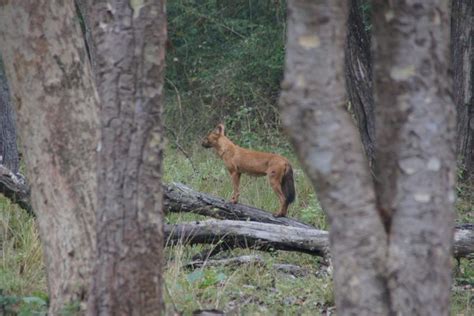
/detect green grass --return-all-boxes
[0,198,47,315]
[0,146,472,314]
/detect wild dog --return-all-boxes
[202,124,295,217]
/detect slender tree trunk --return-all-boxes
[345,0,375,167]
[451,0,473,185]
[0,56,19,173]
[279,1,390,314]
[0,1,99,314]
[372,1,456,314]
[87,1,167,314]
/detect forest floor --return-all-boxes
[0,146,472,315]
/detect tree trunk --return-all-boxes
[345,0,375,167]
[87,1,167,314]
[0,2,99,314]
[0,56,19,173]
[451,0,473,185]
[279,1,390,314]
[372,1,455,314]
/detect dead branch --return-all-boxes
[164,183,314,229]
[164,219,474,259]
[165,219,329,257]
[0,164,32,214]
[454,224,474,259]
[185,255,311,277]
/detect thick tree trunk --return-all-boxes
[165,220,329,257]
[0,2,99,314]
[87,1,167,314]
[345,0,375,167]
[279,1,390,314]
[164,182,314,229]
[451,0,473,185]
[373,1,455,314]
[0,56,19,173]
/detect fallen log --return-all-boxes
[0,164,32,214]
[164,220,330,257]
[165,219,474,259]
[164,182,314,229]
[185,255,312,277]
[454,224,474,259]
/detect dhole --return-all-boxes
[202,124,295,217]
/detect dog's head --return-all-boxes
[202,124,225,148]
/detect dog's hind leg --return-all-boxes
[268,171,288,217]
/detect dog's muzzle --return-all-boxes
[201,140,212,148]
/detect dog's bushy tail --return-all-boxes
[282,164,295,205]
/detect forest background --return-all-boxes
[0,0,472,315]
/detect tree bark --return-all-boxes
[164,182,314,229]
[0,56,19,173]
[345,0,375,167]
[165,220,329,257]
[0,164,31,213]
[74,0,97,80]
[0,1,99,314]
[451,0,473,185]
[454,224,474,259]
[373,1,456,314]
[87,1,167,314]
[279,1,390,314]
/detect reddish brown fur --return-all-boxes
[202,124,295,217]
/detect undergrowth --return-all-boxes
[0,146,472,315]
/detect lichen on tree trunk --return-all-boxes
[280,0,456,314]
[373,1,456,314]
[279,1,390,314]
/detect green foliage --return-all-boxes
[0,291,47,316]
[165,0,287,146]
[1,147,473,314]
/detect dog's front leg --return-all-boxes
[229,171,241,203]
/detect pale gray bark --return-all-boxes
[0,1,99,314]
[165,182,314,229]
[87,1,167,314]
[0,164,31,213]
[372,1,456,314]
[165,220,329,257]
[279,1,390,314]
[280,0,456,314]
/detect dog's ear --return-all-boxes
[215,124,225,135]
